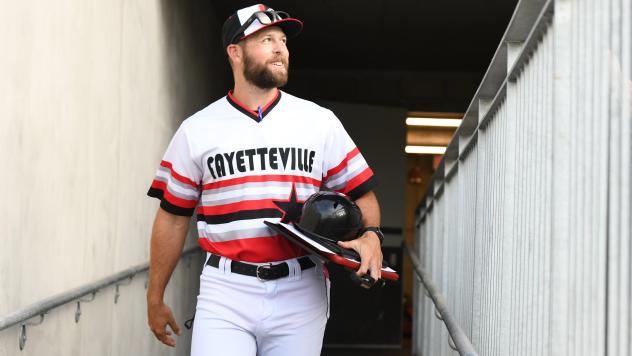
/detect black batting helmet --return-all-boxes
[295,191,363,243]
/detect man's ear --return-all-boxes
[226,44,242,64]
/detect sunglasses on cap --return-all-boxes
[229,10,292,45]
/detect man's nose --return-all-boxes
[272,40,286,54]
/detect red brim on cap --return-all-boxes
[239,18,304,42]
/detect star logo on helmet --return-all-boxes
[273,183,304,223]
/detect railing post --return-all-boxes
[549,1,572,355]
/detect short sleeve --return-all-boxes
[322,112,377,200]
[147,125,202,216]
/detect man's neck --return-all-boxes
[232,83,279,111]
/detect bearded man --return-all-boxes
[146,4,384,356]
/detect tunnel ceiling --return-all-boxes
[213,1,518,111]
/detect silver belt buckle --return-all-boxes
[256,263,273,282]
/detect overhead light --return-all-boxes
[405,145,446,155]
[406,117,462,127]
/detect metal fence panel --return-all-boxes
[411,0,631,355]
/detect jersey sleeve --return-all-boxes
[322,112,377,200]
[147,125,202,216]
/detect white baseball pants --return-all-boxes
[190,254,330,356]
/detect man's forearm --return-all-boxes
[355,190,381,228]
[147,208,191,304]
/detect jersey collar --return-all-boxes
[226,89,282,123]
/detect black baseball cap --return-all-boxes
[222,4,303,48]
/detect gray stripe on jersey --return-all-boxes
[156,167,200,193]
[327,160,370,191]
[201,181,317,196]
[325,154,364,184]
[153,175,200,201]
[201,226,277,242]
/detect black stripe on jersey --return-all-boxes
[147,188,196,217]
[197,208,283,224]
[348,175,379,200]
[226,91,282,123]
[262,91,282,117]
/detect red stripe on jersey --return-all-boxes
[341,167,374,194]
[324,147,360,180]
[261,90,280,111]
[199,198,288,215]
[151,180,198,208]
[160,160,199,189]
[203,174,321,190]
[198,235,306,263]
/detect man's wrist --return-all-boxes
[359,227,384,245]
[365,231,381,244]
[147,288,165,306]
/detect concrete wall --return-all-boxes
[0,1,227,355]
[321,101,407,234]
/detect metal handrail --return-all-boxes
[0,245,201,333]
[404,243,479,356]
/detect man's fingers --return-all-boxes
[152,331,176,347]
[357,259,370,276]
[370,262,381,280]
[151,327,167,338]
[168,319,181,336]
[337,240,354,249]
[339,235,383,282]
[152,327,175,347]
[372,254,382,280]
[339,239,371,276]
[161,307,181,336]
[159,334,176,347]
[152,330,165,343]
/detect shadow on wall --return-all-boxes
[158,0,231,121]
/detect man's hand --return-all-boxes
[338,231,383,283]
[340,190,383,287]
[147,300,181,347]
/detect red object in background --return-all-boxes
[432,154,443,170]
[407,166,423,185]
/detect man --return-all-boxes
[146,4,384,355]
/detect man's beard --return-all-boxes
[242,52,289,89]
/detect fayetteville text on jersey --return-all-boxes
[207,146,317,179]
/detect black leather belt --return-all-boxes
[206,254,316,281]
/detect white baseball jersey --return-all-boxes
[148,90,376,263]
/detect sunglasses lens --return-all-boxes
[255,12,272,25]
